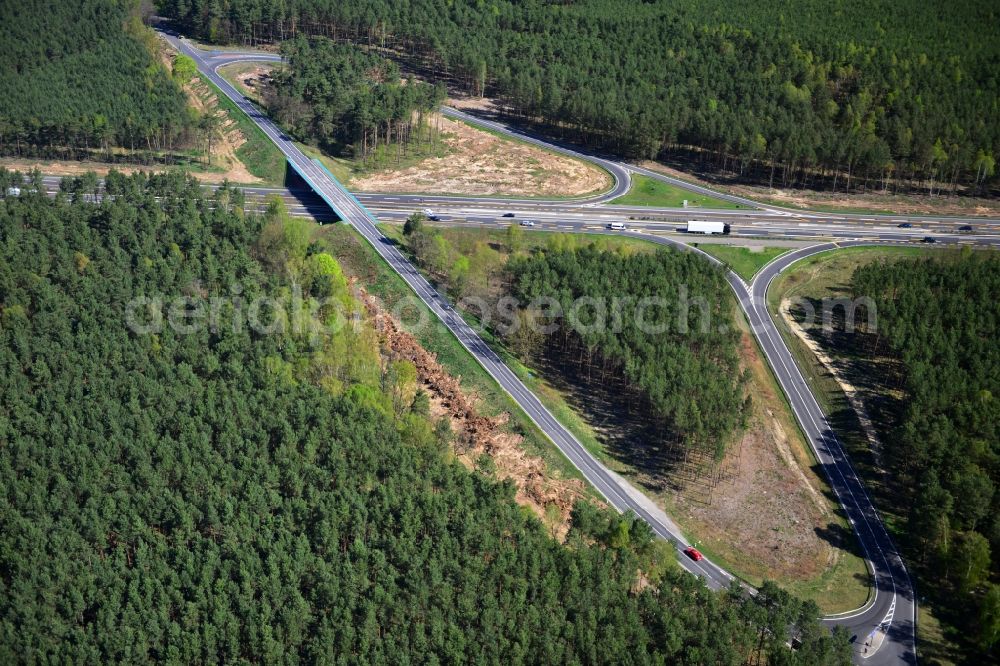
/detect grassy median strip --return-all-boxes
[694,243,790,281]
[197,72,287,185]
[613,173,744,209]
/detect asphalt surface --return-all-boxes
[439,107,633,202]
[159,31,739,591]
[746,242,915,662]
[140,30,1000,663]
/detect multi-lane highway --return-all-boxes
[120,178,997,246]
[158,30,739,593]
[150,30,1000,664]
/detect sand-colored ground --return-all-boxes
[637,160,1000,217]
[0,157,250,185]
[360,286,588,538]
[351,114,610,197]
[748,186,1000,217]
[226,63,276,105]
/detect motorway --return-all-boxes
[153,30,1000,664]
[158,31,741,591]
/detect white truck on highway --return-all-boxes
[685,220,730,235]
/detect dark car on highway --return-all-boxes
[502,212,515,218]
[959,225,974,232]
[898,222,913,228]
[922,236,936,243]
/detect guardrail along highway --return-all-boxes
[147,30,1000,664]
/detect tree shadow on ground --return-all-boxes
[533,344,702,493]
[814,522,866,560]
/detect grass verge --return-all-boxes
[694,243,790,281]
[313,222,595,495]
[765,245,961,610]
[382,221,871,611]
[198,73,287,185]
[613,173,744,209]
[764,245,944,508]
[759,199,900,216]
[917,604,961,666]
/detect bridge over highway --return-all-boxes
[149,29,970,664]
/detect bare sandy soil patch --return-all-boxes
[223,62,277,104]
[658,329,844,585]
[352,113,610,196]
[360,286,589,538]
[745,186,1000,217]
[0,158,136,179]
[446,95,496,113]
[0,157,245,185]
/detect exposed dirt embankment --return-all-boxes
[351,113,611,197]
[660,327,868,610]
[359,287,589,537]
[177,70,261,184]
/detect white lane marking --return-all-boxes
[186,40,734,586]
[177,38,925,629]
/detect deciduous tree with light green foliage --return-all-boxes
[979,584,1000,651]
[0,167,850,665]
[952,531,991,595]
[172,54,197,82]
[506,222,524,253]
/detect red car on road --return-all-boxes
[683,547,703,562]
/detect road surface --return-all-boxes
[144,30,985,663]
[158,30,738,592]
